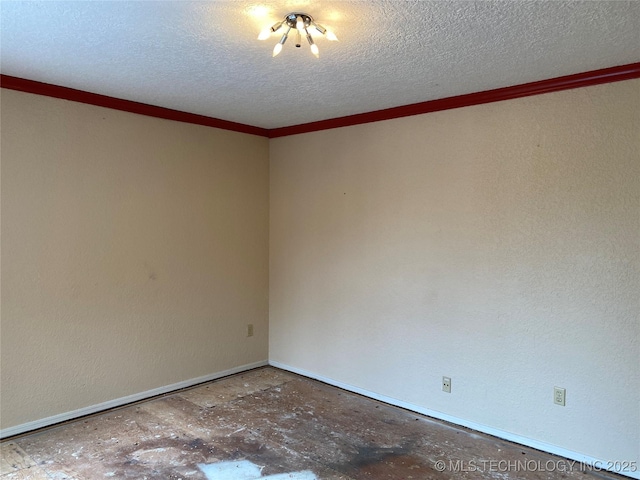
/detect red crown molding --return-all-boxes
[268,62,640,138]
[2,62,639,139]
[0,75,269,137]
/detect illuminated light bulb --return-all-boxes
[307,32,319,57]
[272,28,290,57]
[262,13,333,57]
[258,27,272,40]
[326,30,338,41]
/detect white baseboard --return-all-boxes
[0,360,268,439]
[269,361,639,480]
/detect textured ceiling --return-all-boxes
[1,1,639,129]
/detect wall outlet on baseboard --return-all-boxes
[247,324,254,337]
[554,386,566,406]
[442,376,451,393]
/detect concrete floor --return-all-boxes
[0,367,623,479]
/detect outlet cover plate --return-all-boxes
[442,376,451,393]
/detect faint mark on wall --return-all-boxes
[143,261,158,281]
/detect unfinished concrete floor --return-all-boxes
[1,367,623,479]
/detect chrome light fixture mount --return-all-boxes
[259,12,338,58]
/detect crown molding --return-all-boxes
[0,75,269,137]
[3,62,639,139]
[268,62,640,137]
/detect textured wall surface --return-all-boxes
[1,90,269,429]
[270,80,640,465]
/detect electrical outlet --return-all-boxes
[554,386,566,406]
[247,324,254,337]
[442,376,451,393]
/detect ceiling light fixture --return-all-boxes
[258,12,338,58]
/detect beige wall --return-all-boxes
[1,89,269,429]
[270,80,640,466]
[2,78,639,471]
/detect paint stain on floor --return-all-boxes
[198,459,317,479]
[0,367,627,479]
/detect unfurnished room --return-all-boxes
[0,1,639,479]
